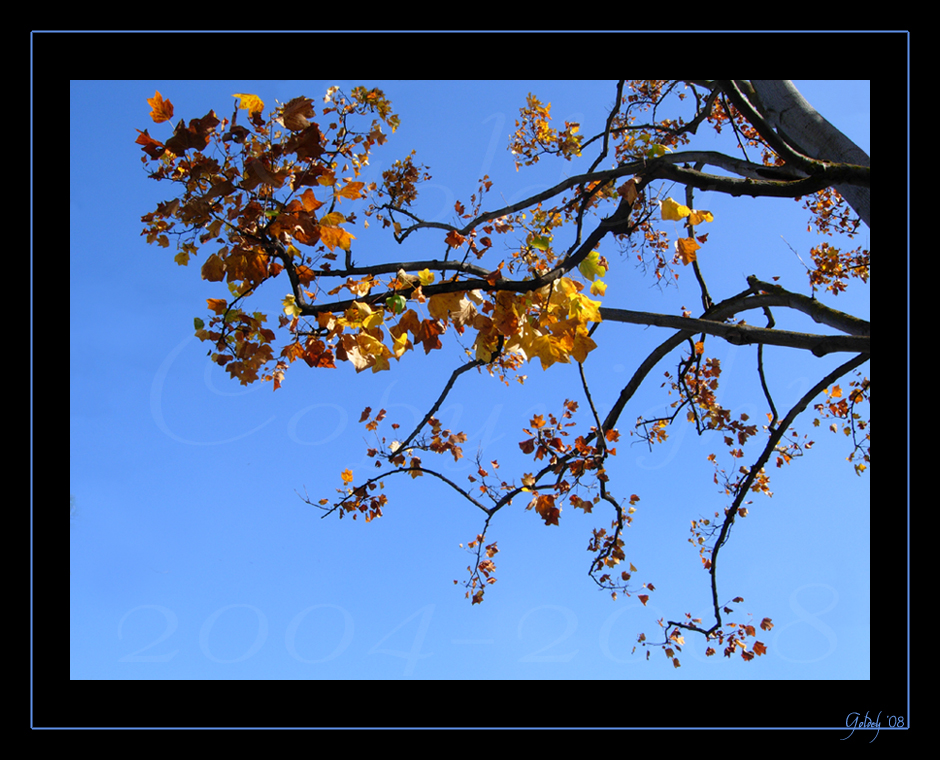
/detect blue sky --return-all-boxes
[70,79,871,691]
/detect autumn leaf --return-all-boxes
[567,293,603,324]
[165,111,220,155]
[148,91,174,123]
[638,594,649,606]
[233,92,265,116]
[335,180,366,201]
[340,469,354,484]
[688,208,714,226]
[135,129,166,159]
[620,177,639,205]
[319,225,355,252]
[414,318,443,354]
[278,96,315,131]
[201,253,226,282]
[661,197,690,221]
[206,298,228,315]
[283,294,302,318]
[445,230,466,248]
[386,294,407,315]
[677,237,701,265]
[531,494,561,526]
[578,250,606,281]
[417,268,435,286]
[531,235,551,251]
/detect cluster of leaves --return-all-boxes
[813,377,871,476]
[138,87,398,385]
[139,80,870,668]
[633,603,774,667]
[509,93,583,168]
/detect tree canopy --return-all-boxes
[138,80,870,667]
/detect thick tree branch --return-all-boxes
[599,306,869,356]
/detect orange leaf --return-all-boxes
[677,237,700,265]
[335,181,366,201]
[206,298,227,315]
[753,641,768,656]
[135,129,166,159]
[533,494,560,526]
[445,229,466,248]
[340,469,354,483]
[147,91,174,123]
[299,188,324,213]
[320,225,355,252]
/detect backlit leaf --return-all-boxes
[578,250,606,281]
[661,197,690,221]
[147,91,174,123]
[283,294,302,318]
[233,92,265,116]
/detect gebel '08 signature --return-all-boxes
[843,711,906,741]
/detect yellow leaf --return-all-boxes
[570,329,597,363]
[427,291,466,322]
[320,211,346,227]
[339,302,383,329]
[390,329,412,358]
[341,469,354,483]
[578,250,606,281]
[233,93,265,116]
[418,268,435,286]
[590,280,607,297]
[283,294,302,318]
[688,208,714,225]
[661,197,690,221]
[567,293,603,324]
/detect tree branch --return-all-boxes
[599,306,869,356]
[688,350,871,638]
